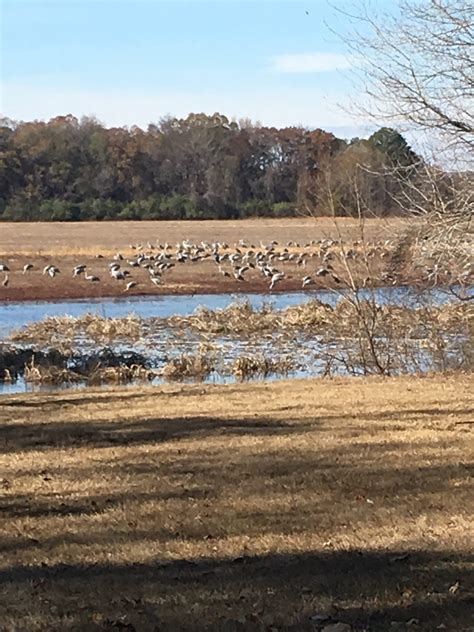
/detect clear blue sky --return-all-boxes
[1,0,398,137]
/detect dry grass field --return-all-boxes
[0,218,409,301]
[0,218,406,256]
[0,375,473,631]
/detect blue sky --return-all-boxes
[1,0,398,137]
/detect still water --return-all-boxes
[0,286,461,395]
[0,285,452,339]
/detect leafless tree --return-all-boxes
[345,0,474,156]
[339,0,473,289]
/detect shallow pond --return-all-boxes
[0,285,455,338]
[0,285,466,395]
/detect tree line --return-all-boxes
[0,113,420,221]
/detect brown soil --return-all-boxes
[0,218,409,302]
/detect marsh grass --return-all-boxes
[159,350,216,382]
[24,360,82,385]
[231,353,296,381]
[5,296,473,385]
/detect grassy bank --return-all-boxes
[0,375,473,631]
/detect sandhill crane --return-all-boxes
[73,265,86,277]
[111,269,126,280]
[218,265,230,278]
[233,266,249,282]
[316,267,330,277]
[45,266,60,278]
[269,272,284,290]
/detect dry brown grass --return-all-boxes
[0,218,407,256]
[0,375,473,631]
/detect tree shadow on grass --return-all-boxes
[1,399,472,454]
[0,549,472,631]
[0,414,320,454]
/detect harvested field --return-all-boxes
[0,218,410,301]
[0,375,473,631]
[0,218,406,255]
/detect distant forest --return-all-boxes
[0,113,421,221]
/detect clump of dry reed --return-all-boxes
[169,300,279,336]
[159,344,216,382]
[24,360,82,385]
[231,354,296,381]
[88,364,156,385]
[11,313,145,347]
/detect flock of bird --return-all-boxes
[0,237,401,294]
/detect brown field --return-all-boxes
[0,218,408,302]
[0,374,473,631]
[0,218,406,255]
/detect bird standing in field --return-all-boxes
[73,265,87,277]
[269,271,285,290]
[23,263,33,274]
[316,267,330,277]
[2,274,9,287]
[84,273,100,282]
[125,281,137,292]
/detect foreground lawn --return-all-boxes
[0,375,473,631]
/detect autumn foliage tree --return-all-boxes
[0,113,419,221]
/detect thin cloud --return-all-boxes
[2,80,371,133]
[271,52,353,74]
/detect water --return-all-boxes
[0,285,453,339]
[0,286,467,395]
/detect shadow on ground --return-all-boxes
[0,549,472,631]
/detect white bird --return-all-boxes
[302,275,313,288]
[316,267,330,277]
[218,265,230,278]
[23,263,33,274]
[125,281,137,291]
[73,265,86,277]
[111,269,126,280]
[151,277,162,286]
[84,274,100,282]
[0,264,9,272]
[269,272,285,290]
[48,266,60,278]
[233,267,246,282]
[2,274,9,287]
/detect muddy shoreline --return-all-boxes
[0,276,427,304]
